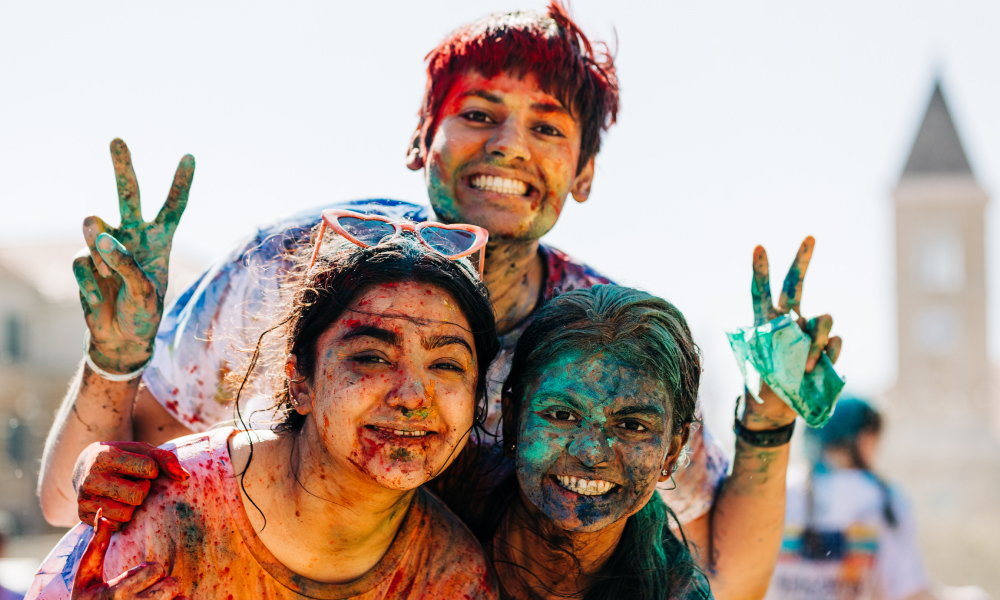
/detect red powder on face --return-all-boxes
[418,1,618,174]
[355,434,385,469]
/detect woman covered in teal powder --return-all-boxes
[437,285,714,599]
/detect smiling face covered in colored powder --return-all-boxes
[514,349,679,533]
[421,70,595,242]
[291,281,478,491]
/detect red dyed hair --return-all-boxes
[415,1,619,173]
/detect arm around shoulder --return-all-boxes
[38,361,146,526]
[39,139,195,527]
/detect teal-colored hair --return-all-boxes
[584,493,712,599]
[807,396,881,451]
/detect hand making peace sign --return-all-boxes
[72,139,194,374]
[751,236,842,373]
[740,236,843,429]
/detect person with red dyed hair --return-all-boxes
[39,3,820,598]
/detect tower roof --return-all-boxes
[902,81,973,178]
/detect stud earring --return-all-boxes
[509,444,517,453]
[661,469,669,477]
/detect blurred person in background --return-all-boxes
[765,397,935,600]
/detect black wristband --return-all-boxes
[733,418,795,447]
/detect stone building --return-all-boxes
[0,242,201,537]
[0,244,88,536]
[884,81,1000,595]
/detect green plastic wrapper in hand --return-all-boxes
[727,314,845,427]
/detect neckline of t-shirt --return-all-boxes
[213,427,427,599]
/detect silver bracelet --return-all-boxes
[83,330,152,382]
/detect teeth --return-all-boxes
[391,429,428,437]
[470,175,528,196]
[555,475,615,496]
[371,427,430,437]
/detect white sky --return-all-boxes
[2,0,999,437]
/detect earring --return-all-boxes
[661,469,669,476]
[509,444,516,453]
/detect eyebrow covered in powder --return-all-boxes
[532,390,587,412]
[613,404,666,419]
[533,384,667,418]
[530,101,573,119]
[341,325,472,356]
[458,89,504,104]
[422,334,473,355]
[458,88,574,121]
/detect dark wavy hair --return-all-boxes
[495,285,709,600]
[234,233,500,434]
[230,232,500,528]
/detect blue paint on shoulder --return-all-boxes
[61,527,94,589]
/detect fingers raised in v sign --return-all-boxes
[750,236,815,326]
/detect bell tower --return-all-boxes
[885,80,1000,594]
[893,81,990,423]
